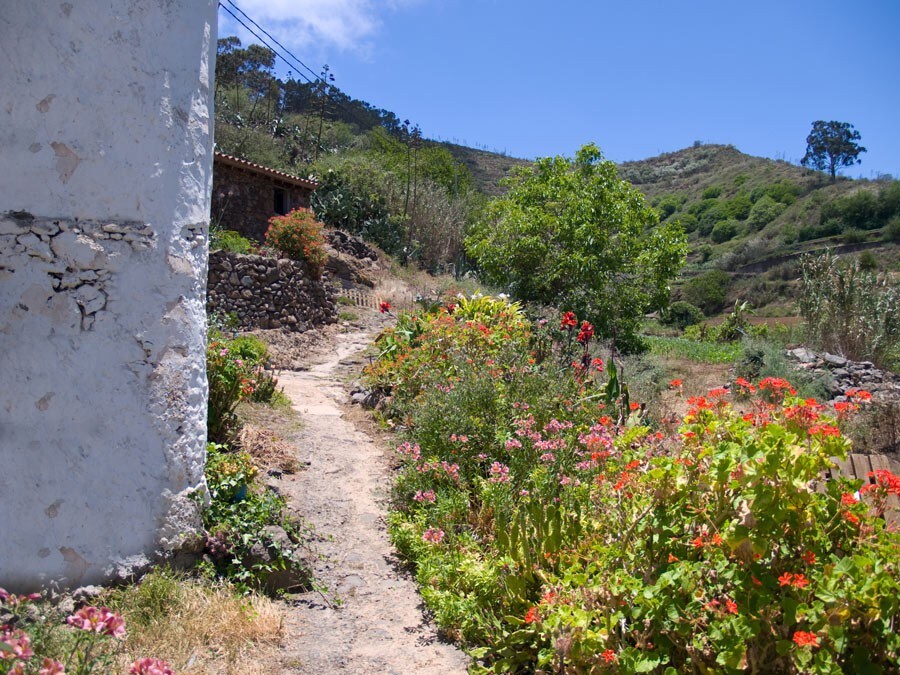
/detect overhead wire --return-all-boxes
[219,0,322,83]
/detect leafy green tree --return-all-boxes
[465,144,687,350]
[681,269,730,315]
[801,120,866,180]
[747,195,785,229]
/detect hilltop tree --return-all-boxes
[466,144,687,351]
[801,120,866,180]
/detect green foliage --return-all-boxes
[681,269,730,315]
[206,331,281,443]
[799,252,900,369]
[466,144,687,350]
[655,194,684,220]
[724,192,752,220]
[702,184,723,199]
[747,194,786,229]
[659,300,704,329]
[886,214,900,242]
[201,443,309,593]
[801,120,867,179]
[735,338,831,400]
[371,301,900,673]
[646,334,743,363]
[264,208,327,277]
[211,229,257,255]
[711,219,740,243]
[311,168,404,255]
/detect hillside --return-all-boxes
[618,144,900,315]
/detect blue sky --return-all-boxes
[219,0,900,179]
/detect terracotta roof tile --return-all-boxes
[214,151,319,190]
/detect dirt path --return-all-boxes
[272,323,470,674]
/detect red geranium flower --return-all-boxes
[560,311,578,329]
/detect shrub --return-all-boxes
[799,251,900,368]
[681,269,730,314]
[676,212,698,233]
[747,194,785,229]
[702,184,722,199]
[211,229,257,254]
[724,192,752,220]
[885,214,900,242]
[711,219,739,243]
[264,208,327,278]
[660,300,704,329]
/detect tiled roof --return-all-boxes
[213,151,319,190]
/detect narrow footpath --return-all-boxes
[273,325,470,674]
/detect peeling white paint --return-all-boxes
[0,1,217,591]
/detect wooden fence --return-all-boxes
[822,453,900,525]
[336,287,418,312]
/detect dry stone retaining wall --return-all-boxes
[207,250,337,332]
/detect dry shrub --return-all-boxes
[111,571,283,674]
[239,424,301,474]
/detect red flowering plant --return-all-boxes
[264,208,327,278]
[374,297,900,675]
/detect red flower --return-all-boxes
[725,598,738,614]
[846,388,872,401]
[560,311,578,329]
[576,321,594,344]
[802,550,816,566]
[793,631,820,648]
[601,649,617,664]
[778,572,810,589]
[524,606,540,624]
[379,301,391,313]
[669,378,683,388]
[840,492,858,506]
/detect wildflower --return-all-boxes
[668,553,679,563]
[708,387,728,398]
[0,628,33,661]
[601,649,617,664]
[792,631,820,648]
[778,572,810,589]
[542,590,558,604]
[840,492,858,506]
[863,469,900,496]
[540,453,556,463]
[802,550,817,566]
[846,388,872,401]
[379,301,391,313]
[489,462,510,483]
[808,424,840,437]
[129,658,176,675]
[38,659,66,675]
[592,357,604,372]
[422,528,445,544]
[576,321,594,344]
[413,490,436,503]
[735,376,755,391]
[560,311,577,329]
[669,379,683,388]
[66,606,126,639]
[505,438,522,451]
[629,402,640,411]
[725,598,738,614]
[523,606,541,624]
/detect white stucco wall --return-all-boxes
[0,1,217,591]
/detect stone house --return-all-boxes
[211,152,318,242]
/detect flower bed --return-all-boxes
[366,296,900,673]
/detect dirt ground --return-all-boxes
[254,308,470,674]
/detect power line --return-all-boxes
[217,2,318,84]
[220,0,321,83]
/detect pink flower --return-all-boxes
[129,657,175,675]
[505,438,522,451]
[39,658,66,675]
[422,528,445,544]
[489,462,510,483]
[66,606,126,639]
[413,489,436,503]
[0,628,33,661]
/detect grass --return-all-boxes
[338,311,359,322]
[106,569,283,674]
[645,334,743,363]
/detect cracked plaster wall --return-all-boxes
[0,1,217,591]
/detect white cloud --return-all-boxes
[218,0,419,57]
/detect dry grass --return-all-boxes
[239,424,301,474]
[109,571,283,674]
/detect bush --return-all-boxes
[724,192,752,220]
[660,300,704,329]
[676,212,698,233]
[885,214,900,242]
[799,251,900,368]
[211,229,257,254]
[264,208,327,277]
[747,194,785,229]
[681,269,730,314]
[711,219,739,243]
[702,184,722,199]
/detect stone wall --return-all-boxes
[0,1,216,591]
[208,250,337,331]
[212,160,313,243]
